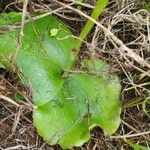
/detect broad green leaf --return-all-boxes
[81,59,109,74]
[0,13,75,106]
[0,13,121,149]
[34,59,121,149]
[0,12,22,25]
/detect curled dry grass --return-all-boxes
[0,0,150,149]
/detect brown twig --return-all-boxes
[0,94,20,107]
[12,0,29,63]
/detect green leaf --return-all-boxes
[33,68,121,149]
[125,140,149,150]
[0,13,121,149]
[0,12,22,25]
[0,14,75,106]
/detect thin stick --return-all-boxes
[0,94,20,107]
[5,145,25,150]
[12,0,29,63]
[11,106,23,135]
[110,131,150,139]
[69,0,94,9]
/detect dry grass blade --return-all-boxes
[4,145,25,150]
[110,131,150,139]
[0,94,20,107]
[12,0,29,63]
[11,106,23,135]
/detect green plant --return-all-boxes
[142,2,150,11]
[0,1,121,149]
[75,0,108,50]
[125,140,149,150]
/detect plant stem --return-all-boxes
[75,0,107,50]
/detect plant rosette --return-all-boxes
[0,12,121,149]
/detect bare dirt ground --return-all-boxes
[0,0,150,149]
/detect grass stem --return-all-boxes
[75,0,107,50]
